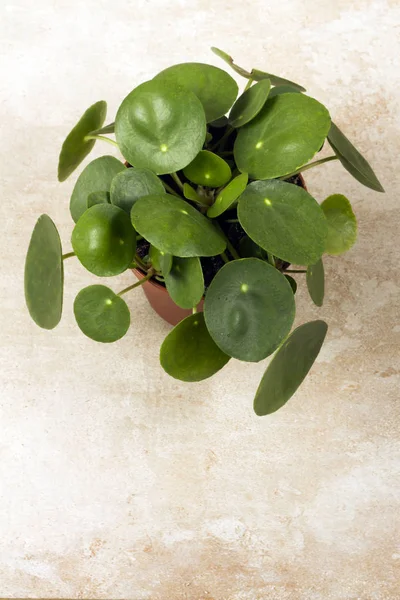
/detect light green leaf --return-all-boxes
[110,167,165,214]
[268,85,302,98]
[164,257,204,309]
[306,259,324,306]
[183,183,203,204]
[183,150,231,187]
[24,215,63,329]
[229,79,271,128]
[87,191,111,207]
[254,320,328,416]
[115,79,206,174]
[204,258,295,362]
[207,173,248,218]
[160,313,230,382]
[321,193,357,255]
[74,285,130,343]
[149,245,172,275]
[238,179,327,265]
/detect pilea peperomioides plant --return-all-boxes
[24,48,384,415]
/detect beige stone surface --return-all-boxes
[1,0,399,598]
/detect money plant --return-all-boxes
[24,48,384,415]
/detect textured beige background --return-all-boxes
[1,0,399,598]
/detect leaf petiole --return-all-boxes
[84,134,119,148]
[62,251,75,260]
[117,270,155,296]
[279,155,338,180]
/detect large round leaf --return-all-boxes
[74,285,130,343]
[154,62,238,123]
[207,173,248,218]
[229,79,271,128]
[160,313,230,382]
[164,257,204,309]
[321,194,357,255]
[70,156,125,222]
[58,100,107,182]
[204,258,295,362]
[234,93,331,179]
[254,320,328,416]
[306,259,324,306]
[238,179,327,265]
[131,194,226,257]
[25,215,63,330]
[183,151,231,187]
[115,80,206,175]
[72,204,136,276]
[110,167,165,214]
[328,122,384,192]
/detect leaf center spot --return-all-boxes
[160,144,168,153]
[241,283,249,293]
[105,299,113,306]
[180,209,188,215]
[119,239,125,244]
[255,141,263,149]
[205,173,211,180]
[264,198,272,206]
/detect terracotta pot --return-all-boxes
[133,174,306,326]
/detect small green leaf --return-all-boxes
[306,259,324,306]
[149,245,172,275]
[183,150,231,187]
[70,156,125,222]
[285,275,297,294]
[115,79,206,175]
[89,121,115,135]
[110,167,165,214]
[183,183,203,204]
[25,215,63,329]
[268,85,302,98]
[154,62,238,123]
[87,191,111,207]
[238,179,327,265]
[207,173,248,218]
[250,69,305,92]
[74,285,130,343]
[229,79,271,128]
[131,193,226,257]
[321,194,357,255]
[328,122,384,192]
[160,313,230,382]
[254,320,328,416]
[204,258,295,362]
[72,204,136,276]
[164,257,204,309]
[234,93,330,180]
[58,100,107,182]
[211,47,251,78]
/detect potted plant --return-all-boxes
[24,48,384,416]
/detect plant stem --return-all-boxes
[226,239,240,260]
[171,172,184,190]
[211,126,234,152]
[220,251,230,263]
[219,150,234,157]
[244,78,254,91]
[284,269,307,273]
[225,218,239,223]
[84,134,119,148]
[117,270,154,296]
[62,252,75,260]
[192,306,197,314]
[134,254,148,271]
[267,252,275,267]
[162,180,181,197]
[279,155,338,180]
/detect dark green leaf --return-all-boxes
[209,116,229,128]
[87,191,111,207]
[238,179,327,265]
[254,320,328,415]
[204,258,295,362]
[89,121,115,135]
[70,156,125,222]
[131,193,226,257]
[306,259,324,306]
[115,79,206,175]
[285,275,297,294]
[154,62,238,123]
[149,245,172,275]
[250,69,305,92]
[72,204,136,276]
[321,194,357,255]
[229,79,271,128]
[160,313,230,382]
[110,167,165,214]
[211,47,251,78]
[25,215,63,330]
[164,257,204,309]
[58,100,107,182]
[234,94,330,179]
[74,285,130,343]
[183,150,231,187]
[328,122,384,192]
[207,173,248,218]
[268,85,302,98]
[239,236,266,260]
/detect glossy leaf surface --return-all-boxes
[183,151,231,187]
[164,257,204,309]
[229,79,271,128]
[74,285,130,343]
[149,245,172,275]
[207,173,248,218]
[110,167,165,214]
[321,194,357,255]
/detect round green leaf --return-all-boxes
[131,194,226,257]
[268,85,301,98]
[72,204,136,276]
[285,274,297,294]
[183,150,231,188]
[154,62,238,123]
[306,259,324,306]
[24,215,63,330]
[115,80,206,175]
[58,100,107,182]
[204,258,295,362]
[74,285,130,343]
[164,257,204,309]
[87,191,111,207]
[229,79,271,128]
[70,156,125,222]
[160,313,230,382]
[149,245,172,275]
[234,93,331,179]
[207,173,248,218]
[110,167,165,214]
[321,194,358,255]
[328,122,384,192]
[254,320,328,416]
[238,179,327,265]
